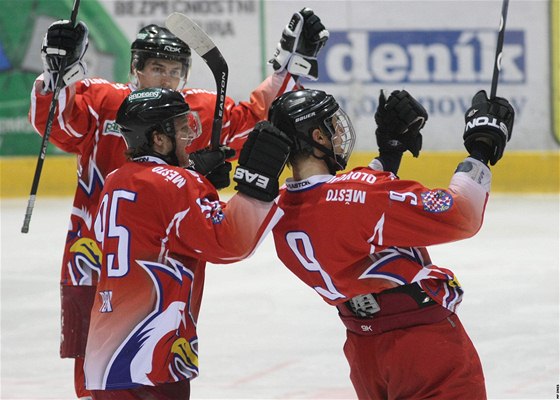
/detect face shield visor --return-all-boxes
[169,110,202,148]
[323,108,355,170]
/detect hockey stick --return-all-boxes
[490,0,509,99]
[166,12,229,150]
[21,0,81,233]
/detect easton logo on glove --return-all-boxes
[462,90,515,166]
[233,167,270,189]
[465,116,509,137]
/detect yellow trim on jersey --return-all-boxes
[1,152,558,198]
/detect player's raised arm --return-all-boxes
[434,89,513,231]
[40,19,89,93]
[450,89,515,198]
[370,90,428,175]
[269,7,329,81]
[462,89,514,166]
[182,121,293,262]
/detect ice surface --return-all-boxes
[1,194,558,399]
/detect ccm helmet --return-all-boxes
[268,89,355,172]
[116,87,201,154]
[131,25,192,89]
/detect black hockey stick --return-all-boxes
[166,13,229,150]
[21,0,81,233]
[490,0,509,99]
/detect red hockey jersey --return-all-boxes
[84,156,277,390]
[28,72,297,288]
[271,160,491,312]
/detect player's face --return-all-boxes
[136,59,184,90]
[173,111,202,167]
[330,115,345,154]
[324,108,355,170]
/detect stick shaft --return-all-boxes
[490,0,509,99]
[166,13,229,150]
[21,0,81,234]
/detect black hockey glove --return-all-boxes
[205,162,233,190]
[41,20,89,92]
[189,146,235,190]
[269,8,329,80]
[233,121,292,202]
[463,90,514,165]
[374,90,427,173]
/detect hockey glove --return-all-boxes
[205,162,233,190]
[233,121,292,202]
[41,20,89,92]
[189,146,235,190]
[269,8,329,80]
[375,90,428,158]
[463,90,514,165]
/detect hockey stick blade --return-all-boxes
[166,12,229,150]
[21,0,81,234]
[490,0,509,99]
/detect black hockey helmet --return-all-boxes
[268,89,355,172]
[131,25,192,87]
[116,87,201,152]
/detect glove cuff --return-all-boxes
[233,166,279,202]
[269,45,291,72]
[375,152,403,175]
[41,58,86,92]
[287,55,319,80]
[454,157,492,192]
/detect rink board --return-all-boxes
[1,151,558,197]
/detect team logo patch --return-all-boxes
[197,198,225,224]
[103,120,121,136]
[420,190,453,213]
[210,206,225,224]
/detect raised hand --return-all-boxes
[269,8,329,80]
[375,90,428,158]
[463,90,514,165]
[189,146,235,190]
[233,121,292,201]
[41,20,89,92]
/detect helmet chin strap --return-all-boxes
[129,72,139,90]
[152,150,179,166]
[294,128,343,175]
[309,141,338,175]
[311,153,338,175]
[176,77,187,91]
[165,137,180,166]
[150,133,179,166]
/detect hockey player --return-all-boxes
[264,88,514,399]
[29,9,327,398]
[85,87,291,398]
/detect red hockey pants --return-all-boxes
[343,313,486,399]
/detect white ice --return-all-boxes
[1,194,558,399]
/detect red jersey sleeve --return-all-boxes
[363,160,490,248]
[29,76,130,155]
[184,71,299,155]
[99,162,276,266]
